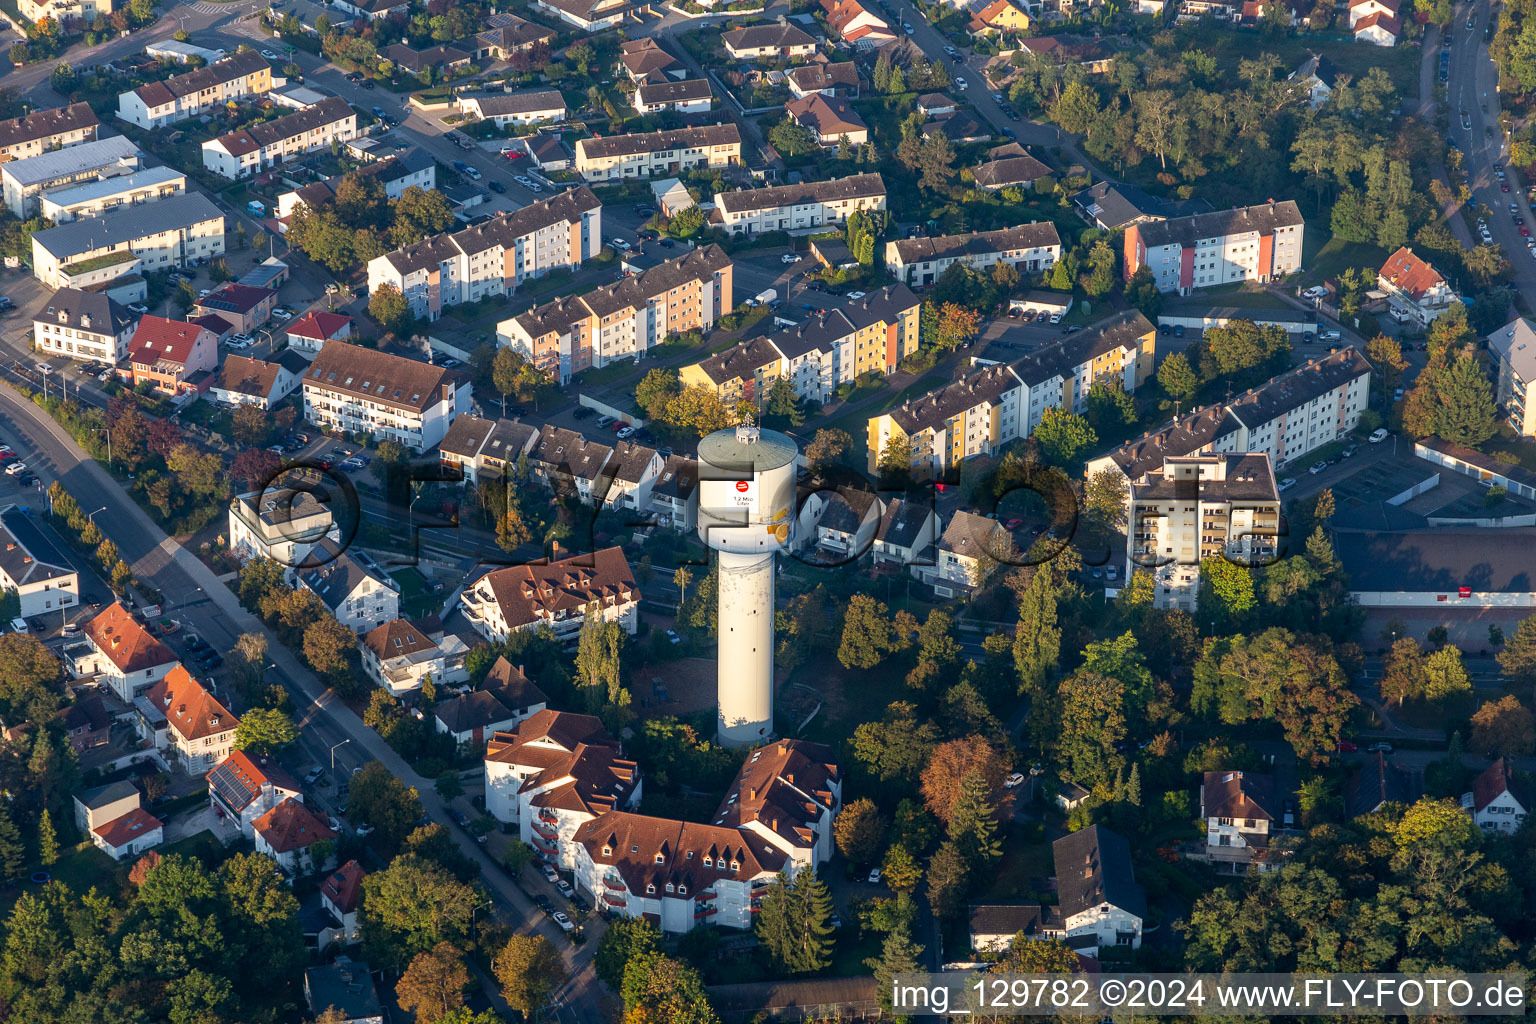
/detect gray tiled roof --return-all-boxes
[1009,309,1153,387]
[2,136,139,188]
[35,287,135,336]
[1133,200,1305,249]
[0,506,75,586]
[1052,824,1146,920]
[888,222,1060,267]
[577,123,740,160]
[715,173,885,215]
[0,102,97,151]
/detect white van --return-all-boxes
[9,618,27,634]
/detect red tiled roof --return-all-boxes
[785,94,867,137]
[573,811,787,895]
[83,601,176,674]
[286,310,353,341]
[486,709,612,765]
[1471,757,1530,813]
[253,797,336,854]
[713,739,838,849]
[127,316,212,369]
[1378,246,1443,300]
[322,859,365,913]
[209,749,300,812]
[473,547,639,632]
[93,807,163,849]
[144,666,238,742]
[1353,10,1401,33]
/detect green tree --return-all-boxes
[1034,407,1097,466]
[1199,555,1256,628]
[1497,612,1536,685]
[925,840,969,918]
[866,921,924,1017]
[755,869,835,975]
[1156,350,1199,405]
[0,803,24,882]
[493,935,567,1017]
[363,854,479,970]
[881,843,923,893]
[838,593,897,669]
[833,797,887,865]
[36,809,56,867]
[620,952,719,1024]
[1422,645,1471,700]
[595,917,661,989]
[1433,354,1498,446]
[350,763,426,854]
[574,604,628,728]
[1057,671,1126,787]
[1013,568,1060,698]
[369,284,412,335]
[234,706,298,754]
[768,118,819,156]
[946,769,1002,870]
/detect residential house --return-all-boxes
[885,221,1061,287]
[911,510,1008,597]
[786,61,861,98]
[58,694,109,752]
[0,102,98,164]
[1288,51,1339,109]
[1072,179,1214,232]
[784,94,868,146]
[971,150,1053,192]
[1377,246,1457,326]
[299,538,401,634]
[117,51,273,129]
[600,440,666,513]
[79,601,179,703]
[473,13,555,60]
[0,505,80,618]
[284,311,354,355]
[319,861,365,946]
[821,0,897,46]
[277,153,436,219]
[1008,308,1156,432]
[1488,317,1536,436]
[922,113,990,144]
[192,282,277,335]
[1123,200,1305,294]
[126,315,218,396]
[1052,825,1146,955]
[1348,0,1400,24]
[681,336,783,410]
[227,488,340,575]
[969,904,1067,953]
[968,0,1032,34]
[499,245,734,381]
[714,173,886,236]
[1,135,142,218]
[91,804,164,861]
[1345,751,1409,817]
[460,546,639,644]
[798,484,882,560]
[201,97,359,179]
[648,454,700,531]
[435,656,548,747]
[438,414,538,484]
[32,287,137,366]
[141,666,239,775]
[714,739,841,866]
[38,165,186,223]
[74,780,141,834]
[367,187,603,322]
[301,342,472,452]
[332,0,409,19]
[303,959,384,1024]
[527,425,614,502]
[868,361,1026,479]
[254,798,337,874]
[871,498,939,567]
[917,93,957,117]
[208,749,304,838]
[531,0,638,31]
[360,618,459,696]
[380,43,472,75]
[1462,758,1529,833]
[208,351,308,409]
[30,192,225,290]
[455,90,567,128]
[633,79,714,116]
[1126,454,1280,611]
[722,23,818,59]
[574,124,742,182]
[620,38,682,84]
[522,133,574,171]
[1199,770,1278,871]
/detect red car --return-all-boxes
[1003,518,1024,529]
[1336,740,1358,753]
[1502,182,1511,192]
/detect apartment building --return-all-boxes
[484,710,642,870]
[2,135,141,218]
[1126,453,1281,610]
[126,315,218,395]
[1199,770,1278,872]
[32,287,138,366]
[117,50,274,129]
[1087,346,1373,488]
[884,222,1061,288]
[360,619,461,696]
[77,601,179,703]
[30,192,225,290]
[460,546,639,644]
[201,97,359,180]
[1489,317,1536,436]
[681,336,782,410]
[301,342,473,452]
[227,487,339,574]
[140,666,239,775]
[209,351,306,409]
[721,23,817,58]
[455,90,567,127]
[208,749,303,839]
[499,244,734,382]
[19,0,115,25]
[299,538,401,634]
[38,166,186,223]
[574,124,741,182]
[633,78,714,115]
[713,173,886,236]
[1377,246,1458,326]
[0,102,98,164]
[368,187,603,322]
[1009,308,1156,434]
[0,505,78,617]
[438,414,538,485]
[1123,200,1305,295]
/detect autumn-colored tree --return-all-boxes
[833,797,886,865]
[919,737,1009,824]
[396,942,470,1024]
[494,935,567,1016]
[1469,695,1536,757]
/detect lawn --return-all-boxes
[980,820,1054,901]
[0,842,120,921]
[1303,224,1389,284]
[159,830,228,868]
[390,566,442,618]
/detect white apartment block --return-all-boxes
[574,124,741,181]
[714,173,886,236]
[227,488,340,577]
[33,288,138,366]
[117,50,273,129]
[1088,347,1372,487]
[1126,454,1281,611]
[18,0,115,25]
[0,102,98,164]
[368,187,602,322]
[2,135,141,218]
[455,89,567,128]
[30,192,225,290]
[1124,200,1305,295]
[39,166,186,223]
[460,546,638,644]
[1489,317,1536,437]
[201,97,359,180]
[0,505,79,617]
[300,341,472,453]
[884,222,1062,288]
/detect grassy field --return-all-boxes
[1303,225,1389,284]
[389,566,442,619]
[981,820,1054,901]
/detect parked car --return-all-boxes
[1308,460,1328,475]
[1004,772,1025,788]
[867,867,882,884]
[1369,428,1390,443]
[304,766,326,785]
[555,878,574,898]
[781,253,802,264]
[552,911,574,933]
[541,864,559,883]
[488,179,506,193]
[616,426,636,439]
[1367,741,1393,753]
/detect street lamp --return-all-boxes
[86,506,106,525]
[329,738,350,774]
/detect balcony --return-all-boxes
[532,821,559,841]
[694,905,717,919]
[537,810,559,825]
[603,893,626,908]
[531,832,558,853]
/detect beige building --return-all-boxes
[884,222,1062,288]
[227,487,340,575]
[141,666,240,775]
[18,0,116,26]
[117,50,274,129]
[714,174,885,236]
[1126,453,1280,611]
[0,102,98,163]
[201,97,359,180]
[32,287,138,366]
[574,124,741,182]
[30,192,225,290]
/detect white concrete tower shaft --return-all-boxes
[716,549,776,746]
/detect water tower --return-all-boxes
[695,423,798,747]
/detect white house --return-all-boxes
[300,342,472,453]
[284,311,354,355]
[1052,825,1146,955]
[1462,758,1530,833]
[460,546,639,644]
[647,454,699,532]
[208,352,307,409]
[73,780,141,835]
[91,805,164,861]
[298,539,401,634]
[208,749,304,838]
[871,498,939,567]
[455,89,567,127]
[253,797,337,875]
[1377,246,1457,326]
[1199,770,1278,871]
[359,618,468,696]
[1,135,141,219]
[434,656,548,748]
[139,666,239,775]
[33,288,139,367]
[78,602,180,703]
[0,505,80,619]
[116,50,273,129]
[227,488,340,577]
[633,78,713,116]
[202,97,359,180]
[969,903,1062,953]
[319,861,365,946]
[910,511,1007,598]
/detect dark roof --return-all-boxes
[1130,453,1278,503]
[380,187,601,274]
[196,282,275,315]
[0,102,97,151]
[970,903,1052,937]
[810,237,855,266]
[32,193,223,260]
[889,361,1021,435]
[816,488,876,534]
[1009,309,1154,387]
[577,124,740,160]
[532,424,613,481]
[692,336,782,386]
[1290,51,1340,87]
[972,153,1053,188]
[299,538,395,610]
[1201,770,1276,821]
[1417,437,1536,493]
[1052,825,1146,920]
[36,287,134,337]
[874,497,933,548]
[620,37,681,79]
[723,23,816,49]
[304,961,381,1020]
[60,693,108,734]
[210,97,354,157]
[1334,527,1536,594]
[303,342,463,413]
[381,43,471,71]
[603,440,661,484]
[716,173,884,215]
[462,89,566,116]
[635,78,713,105]
[785,61,859,92]
[0,506,75,586]
[434,662,548,732]
[1345,751,1409,817]
[77,779,140,810]
[1133,200,1305,249]
[785,94,867,137]
[582,244,732,318]
[134,50,268,106]
[650,454,699,501]
[439,414,536,466]
[922,113,988,144]
[889,222,1061,267]
[1072,180,1194,230]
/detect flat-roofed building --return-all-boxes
[227,487,340,574]
[117,50,273,129]
[201,97,359,179]
[32,287,138,365]
[39,166,186,223]
[30,192,225,290]
[0,102,98,164]
[885,222,1061,287]
[2,135,141,218]
[1489,317,1536,436]
[301,341,472,452]
[714,173,885,236]
[575,124,741,181]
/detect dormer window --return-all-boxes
[702,856,712,867]
[730,861,739,872]
[665,883,674,893]
[646,883,655,894]
[678,884,687,895]
[654,853,664,864]
[602,845,612,856]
